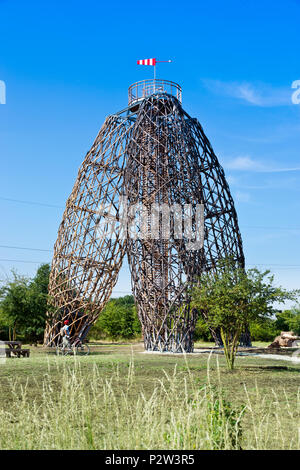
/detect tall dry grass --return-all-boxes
[0,355,298,450]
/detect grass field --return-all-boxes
[0,341,299,450]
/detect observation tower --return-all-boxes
[44,78,245,352]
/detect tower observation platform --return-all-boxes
[128,79,182,106]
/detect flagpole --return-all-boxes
[155,59,172,81]
[153,60,171,89]
[137,59,172,94]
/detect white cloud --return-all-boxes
[220,123,300,144]
[234,191,250,203]
[261,166,300,173]
[224,156,300,173]
[225,156,264,171]
[203,79,292,107]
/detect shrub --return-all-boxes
[249,318,278,342]
[275,308,300,335]
[89,295,141,340]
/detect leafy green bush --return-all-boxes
[0,263,50,343]
[249,318,278,341]
[89,295,141,340]
[275,308,300,334]
[194,316,213,342]
[249,308,300,341]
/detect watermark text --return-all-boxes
[291,80,300,104]
[95,197,205,251]
[0,80,6,104]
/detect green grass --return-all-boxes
[0,342,299,450]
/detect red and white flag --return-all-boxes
[137,58,156,66]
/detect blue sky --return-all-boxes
[0,0,299,307]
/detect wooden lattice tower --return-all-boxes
[44,79,244,351]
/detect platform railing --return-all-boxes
[128,79,182,106]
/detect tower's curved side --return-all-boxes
[125,92,244,352]
[44,114,134,346]
[185,115,244,270]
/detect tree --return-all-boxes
[23,263,50,343]
[0,272,30,340]
[191,259,298,370]
[0,264,50,343]
[249,317,278,342]
[275,308,300,335]
[194,315,213,342]
[90,295,141,340]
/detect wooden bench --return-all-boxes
[1,341,30,358]
[5,348,30,358]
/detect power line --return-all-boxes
[0,259,50,264]
[0,245,52,252]
[1,195,300,231]
[242,225,300,230]
[0,246,300,268]
[0,257,299,270]
[0,203,299,269]
[246,263,300,267]
[0,196,63,209]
